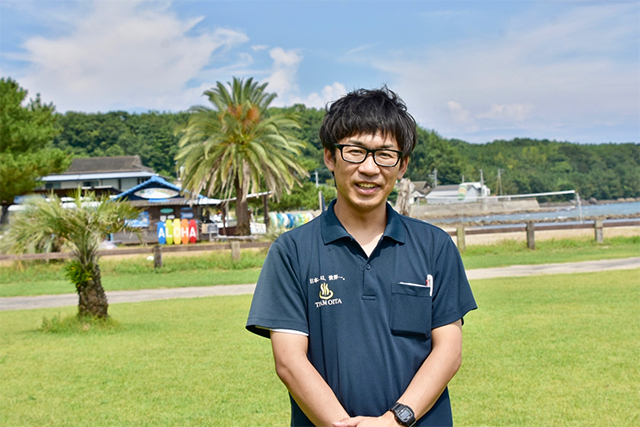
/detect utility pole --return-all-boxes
[497,169,504,195]
[429,168,438,188]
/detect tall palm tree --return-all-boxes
[176,77,309,235]
[2,190,140,318]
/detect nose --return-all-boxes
[358,152,380,174]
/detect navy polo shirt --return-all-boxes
[247,201,477,426]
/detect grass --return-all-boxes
[39,313,122,333]
[0,249,266,297]
[452,268,640,426]
[0,296,290,427]
[1,269,638,426]
[0,236,637,297]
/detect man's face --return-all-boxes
[324,133,408,216]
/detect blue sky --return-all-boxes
[1,0,638,143]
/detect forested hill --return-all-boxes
[52,106,639,201]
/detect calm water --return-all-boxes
[429,201,640,225]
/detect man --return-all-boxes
[246,87,477,427]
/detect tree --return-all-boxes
[176,77,308,235]
[54,111,189,177]
[2,190,140,318]
[406,128,467,185]
[0,77,70,225]
[268,181,337,212]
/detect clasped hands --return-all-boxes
[332,410,401,427]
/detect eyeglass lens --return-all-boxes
[340,145,400,167]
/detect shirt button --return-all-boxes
[366,264,371,270]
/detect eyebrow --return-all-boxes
[346,139,397,149]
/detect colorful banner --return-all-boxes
[269,212,314,229]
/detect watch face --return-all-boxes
[397,407,412,422]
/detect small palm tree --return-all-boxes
[3,190,140,318]
[176,77,309,235]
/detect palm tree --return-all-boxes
[176,77,309,235]
[2,190,140,318]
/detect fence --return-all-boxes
[1,218,638,263]
[448,219,639,251]
[0,240,272,264]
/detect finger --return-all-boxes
[333,416,365,427]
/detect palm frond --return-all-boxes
[174,77,310,233]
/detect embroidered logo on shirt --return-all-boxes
[314,282,343,308]
[309,274,345,284]
[319,283,334,299]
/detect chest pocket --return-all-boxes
[390,282,432,340]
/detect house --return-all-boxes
[408,180,431,203]
[38,156,156,193]
[111,175,223,243]
[425,182,491,204]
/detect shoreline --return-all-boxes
[411,199,640,222]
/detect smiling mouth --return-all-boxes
[356,183,378,190]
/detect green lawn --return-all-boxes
[1,236,638,297]
[1,269,638,426]
[0,296,290,427]
[0,267,263,297]
[451,269,640,426]
[0,250,267,297]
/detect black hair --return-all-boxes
[318,86,417,157]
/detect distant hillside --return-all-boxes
[53,108,639,201]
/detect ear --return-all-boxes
[397,157,409,180]
[324,148,336,172]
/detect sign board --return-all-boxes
[157,221,166,244]
[173,218,181,244]
[189,219,197,243]
[181,219,189,244]
[134,188,180,199]
[166,219,174,244]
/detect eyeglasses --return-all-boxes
[335,144,403,167]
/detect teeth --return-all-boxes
[357,183,377,189]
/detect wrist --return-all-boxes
[382,410,401,426]
[389,402,416,427]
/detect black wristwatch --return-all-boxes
[390,402,416,427]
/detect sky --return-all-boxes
[1,0,638,144]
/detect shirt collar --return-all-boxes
[321,200,406,245]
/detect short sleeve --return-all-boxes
[430,236,477,329]
[246,239,309,338]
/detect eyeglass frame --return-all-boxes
[334,144,404,167]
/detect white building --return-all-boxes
[38,156,155,192]
[425,182,491,204]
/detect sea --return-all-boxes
[427,201,640,226]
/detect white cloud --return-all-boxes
[17,0,249,112]
[262,47,347,108]
[446,101,474,128]
[478,104,533,122]
[369,3,639,142]
[264,47,302,102]
[345,43,378,56]
[296,82,348,108]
